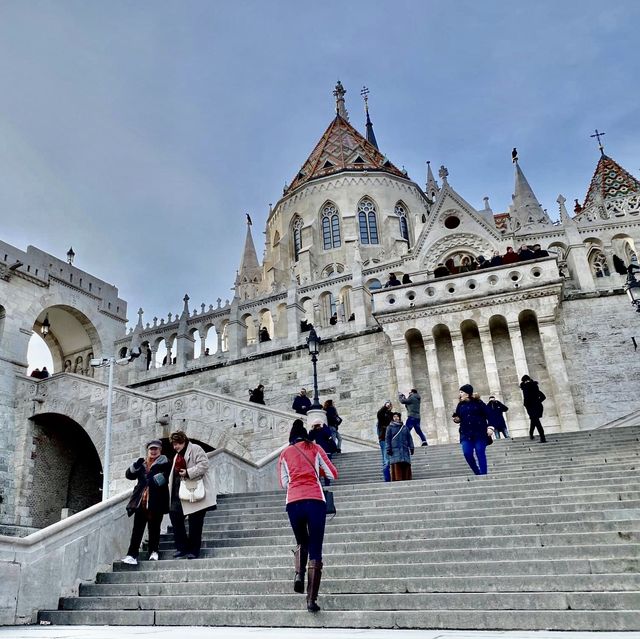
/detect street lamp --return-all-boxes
[66,247,75,265]
[90,347,141,500]
[40,314,51,337]
[624,265,640,313]
[306,327,322,410]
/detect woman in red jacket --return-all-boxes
[278,419,338,613]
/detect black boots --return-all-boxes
[293,545,308,594]
[306,559,323,612]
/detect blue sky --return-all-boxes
[2,0,640,340]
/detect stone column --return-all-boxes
[478,327,502,397]
[216,326,223,354]
[506,321,529,381]
[200,334,207,358]
[566,244,596,292]
[390,337,412,396]
[538,321,580,432]
[450,330,470,388]
[423,336,450,444]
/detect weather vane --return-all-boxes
[590,129,606,155]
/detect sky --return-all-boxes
[2,0,640,350]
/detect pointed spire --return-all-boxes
[360,86,378,150]
[557,194,575,226]
[181,294,190,319]
[234,219,262,299]
[581,152,640,211]
[510,159,550,227]
[333,81,349,121]
[426,161,439,198]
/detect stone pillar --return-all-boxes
[349,284,373,331]
[216,326,223,354]
[200,334,207,358]
[423,336,450,444]
[478,327,502,397]
[538,321,580,432]
[313,302,321,329]
[149,345,157,369]
[506,321,529,381]
[390,337,412,396]
[566,244,596,292]
[450,330,470,388]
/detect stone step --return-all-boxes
[99,556,640,583]
[59,590,640,611]
[81,572,640,597]
[118,543,640,573]
[37,608,640,631]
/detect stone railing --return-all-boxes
[578,193,640,223]
[372,256,561,316]
[0,487,132,625]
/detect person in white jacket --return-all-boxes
[168,430,217,559]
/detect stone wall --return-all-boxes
[559,291,640,430]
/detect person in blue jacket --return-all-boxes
[486,395,509,438]
[454,385,495,476]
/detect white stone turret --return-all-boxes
[509,160,551,232]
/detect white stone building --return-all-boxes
[1,82,640,530]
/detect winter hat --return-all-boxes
[459,384,474,396]
[146,439,162,449]
[310,417,324,427]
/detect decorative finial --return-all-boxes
[333,81,349,121]
[438,165,449,181]
[360,86,370,114]
[574,198,583,214]
[590,129,606,156]
[512,147,518,164]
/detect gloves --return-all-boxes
[134,457,144,468]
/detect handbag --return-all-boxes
[294,445,336,517]
[179,477,206,503]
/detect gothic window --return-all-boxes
[367,278,382,291]
[591,251,610,278]
[395,202,410,246]
[292,217,303,261]
[321,202,341,250]
[321,263,345,279]
[358,198,379,244]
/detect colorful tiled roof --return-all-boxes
[285,114,404,195]
[582,154,640,209]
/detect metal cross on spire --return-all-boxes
[591,129,606,156]
[361,86,370,114]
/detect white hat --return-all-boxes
[310,417,324,426]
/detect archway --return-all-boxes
[30,305,102,375]
[28,413,102,528]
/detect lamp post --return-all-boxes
[624,265,640,313]
[40,314,51,337]
[66,246,75,265]
[306,327,322,410]
[90,347,140,500]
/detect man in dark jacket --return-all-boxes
[123,440,170,564]
[486,395,509,438]
[520,375,547,442]
[398,388,428,446]
[249,384,265,404]
[376,400,393,482]
[292,388,312,415]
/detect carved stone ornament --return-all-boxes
[422,233,494,272]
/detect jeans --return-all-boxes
[494,426,509,439]
[378,441,390,482]
[286,499,327,562]
[329,426,342,451]
[461,438,488,475]
[127,507,164,558]
[406,416,427,444]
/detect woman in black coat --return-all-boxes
[455,384,494,475]
[520,375,547,442]
[122,439,170,565]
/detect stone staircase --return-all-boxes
[38,425,640,630]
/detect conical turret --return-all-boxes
[509,158,551,231]
[235,218,263,300]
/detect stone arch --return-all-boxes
[203,323,218,355]
[587,246,610,278]
[339,285,353,320]
[611,233,638,265]
[27,412,102,528]
[319,291,336,327]
[366,278,382,291]
[31,305,103,375]
[189,327,200,359]
[259,308,274,342]
[241,313,257,346]
[219,320,230,352]
[357,196,380,245]
[274,302,288,339]
[547,241,568,261]
[423,234,493,272]
[291,214,303,262]
[300,296,314,327]
[432,323,458,440]
[153,335,168,367]
[395,200,411,246]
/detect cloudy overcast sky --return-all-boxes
[2,0,640,334]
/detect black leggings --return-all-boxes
[286,499,327,562]
[529,417,546,441]
[127,507,164,558]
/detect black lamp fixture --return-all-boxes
[40,313,51,337]
[306,327,322,409]
[625,265,640,313]
[66,246,75,265]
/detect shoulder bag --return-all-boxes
[178,477,206,503]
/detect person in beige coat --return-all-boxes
[168,430,217,559]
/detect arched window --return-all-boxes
[358,198,379,244]
[591,251,610,278]
[292,217,303,261]
[395,202,410,246]
[321,202,341,250]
